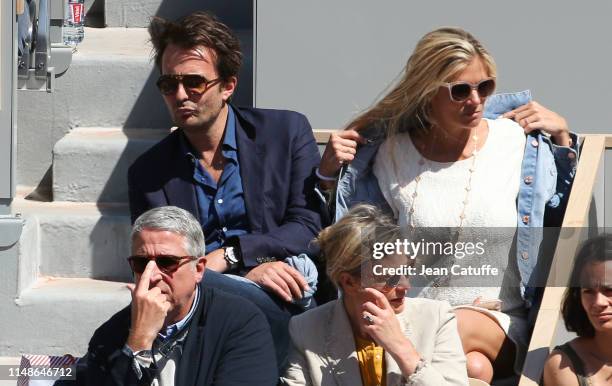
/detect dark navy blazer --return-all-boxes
[128,106,323,268]
[78,286,278,386]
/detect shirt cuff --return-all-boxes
[122,344,153,380]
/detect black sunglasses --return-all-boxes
[127,254,198,274]
[442,77,496,103]
[349,264,407,292]
[382,275,402,292]
[156,74,220,96]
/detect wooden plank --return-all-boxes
[16,0,24,15]
[313,129,335,144]
[559,135,605,227]
[519,135,606,386]
[314,131,612,147]
[519,307,569,378]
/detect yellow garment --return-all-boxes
[354,335,386,386]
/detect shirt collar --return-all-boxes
[223,105,238,151]
[158,285,200,341]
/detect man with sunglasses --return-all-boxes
[127,11,323,369]
[78,206,277,385]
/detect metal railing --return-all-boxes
[17,0,74,91]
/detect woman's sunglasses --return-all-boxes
[156,74,220,96]
[442,77,496,103]
[127,254,198,274]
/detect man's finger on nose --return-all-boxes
[136,260,156,293]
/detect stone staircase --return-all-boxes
[2,0,254,358]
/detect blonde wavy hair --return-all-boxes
[317,204,401,287]
[346,27,496,138]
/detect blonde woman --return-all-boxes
[317,27,578,382]
[281,204,468,386]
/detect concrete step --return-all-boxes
[7,277,131,356]
[17,27,253,189]
[17,27,167,190]
[103,0,253,29]
[12,197,133,282]
[52,127,168,203]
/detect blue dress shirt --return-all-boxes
[179,106,249,253]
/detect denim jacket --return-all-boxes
[332,90,579,307]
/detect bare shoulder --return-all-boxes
[542,347,580,386]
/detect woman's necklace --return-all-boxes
[408,128,480,231]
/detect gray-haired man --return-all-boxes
[78,206,277,385]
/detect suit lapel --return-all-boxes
[325,300,363,386]
[164,164,200,220]
[175,286,208,386]
[234,108,264,233]
[162,130,200,220]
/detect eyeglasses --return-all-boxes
[382,275,402,292]
[156,74,220,96]
[127,254,198,274]
[441,77,496,103]
[349,264,408,293]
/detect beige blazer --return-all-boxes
[280,298,468,386]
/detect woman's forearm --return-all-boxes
[386,339,422,377]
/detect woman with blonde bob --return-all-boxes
[317,27,578,382]
[281,204,468,386]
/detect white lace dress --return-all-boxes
[373,118,528,370]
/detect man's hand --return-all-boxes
[245,262,310,303]
[502,101,571,147]
[318,130,367,189]
[205,249,228,272]
[126,261,171,351]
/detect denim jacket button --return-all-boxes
[522,215,530,224]
[521,251,529,260]
[524,176,533,184]
[531,139,539,147]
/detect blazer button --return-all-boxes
[522,215,530,224]
[531,139,539,147]
[521,251,529,260]
[524,176,533,184]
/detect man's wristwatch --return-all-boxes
[223,246,240,270]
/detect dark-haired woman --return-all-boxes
[543,235,612,386]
